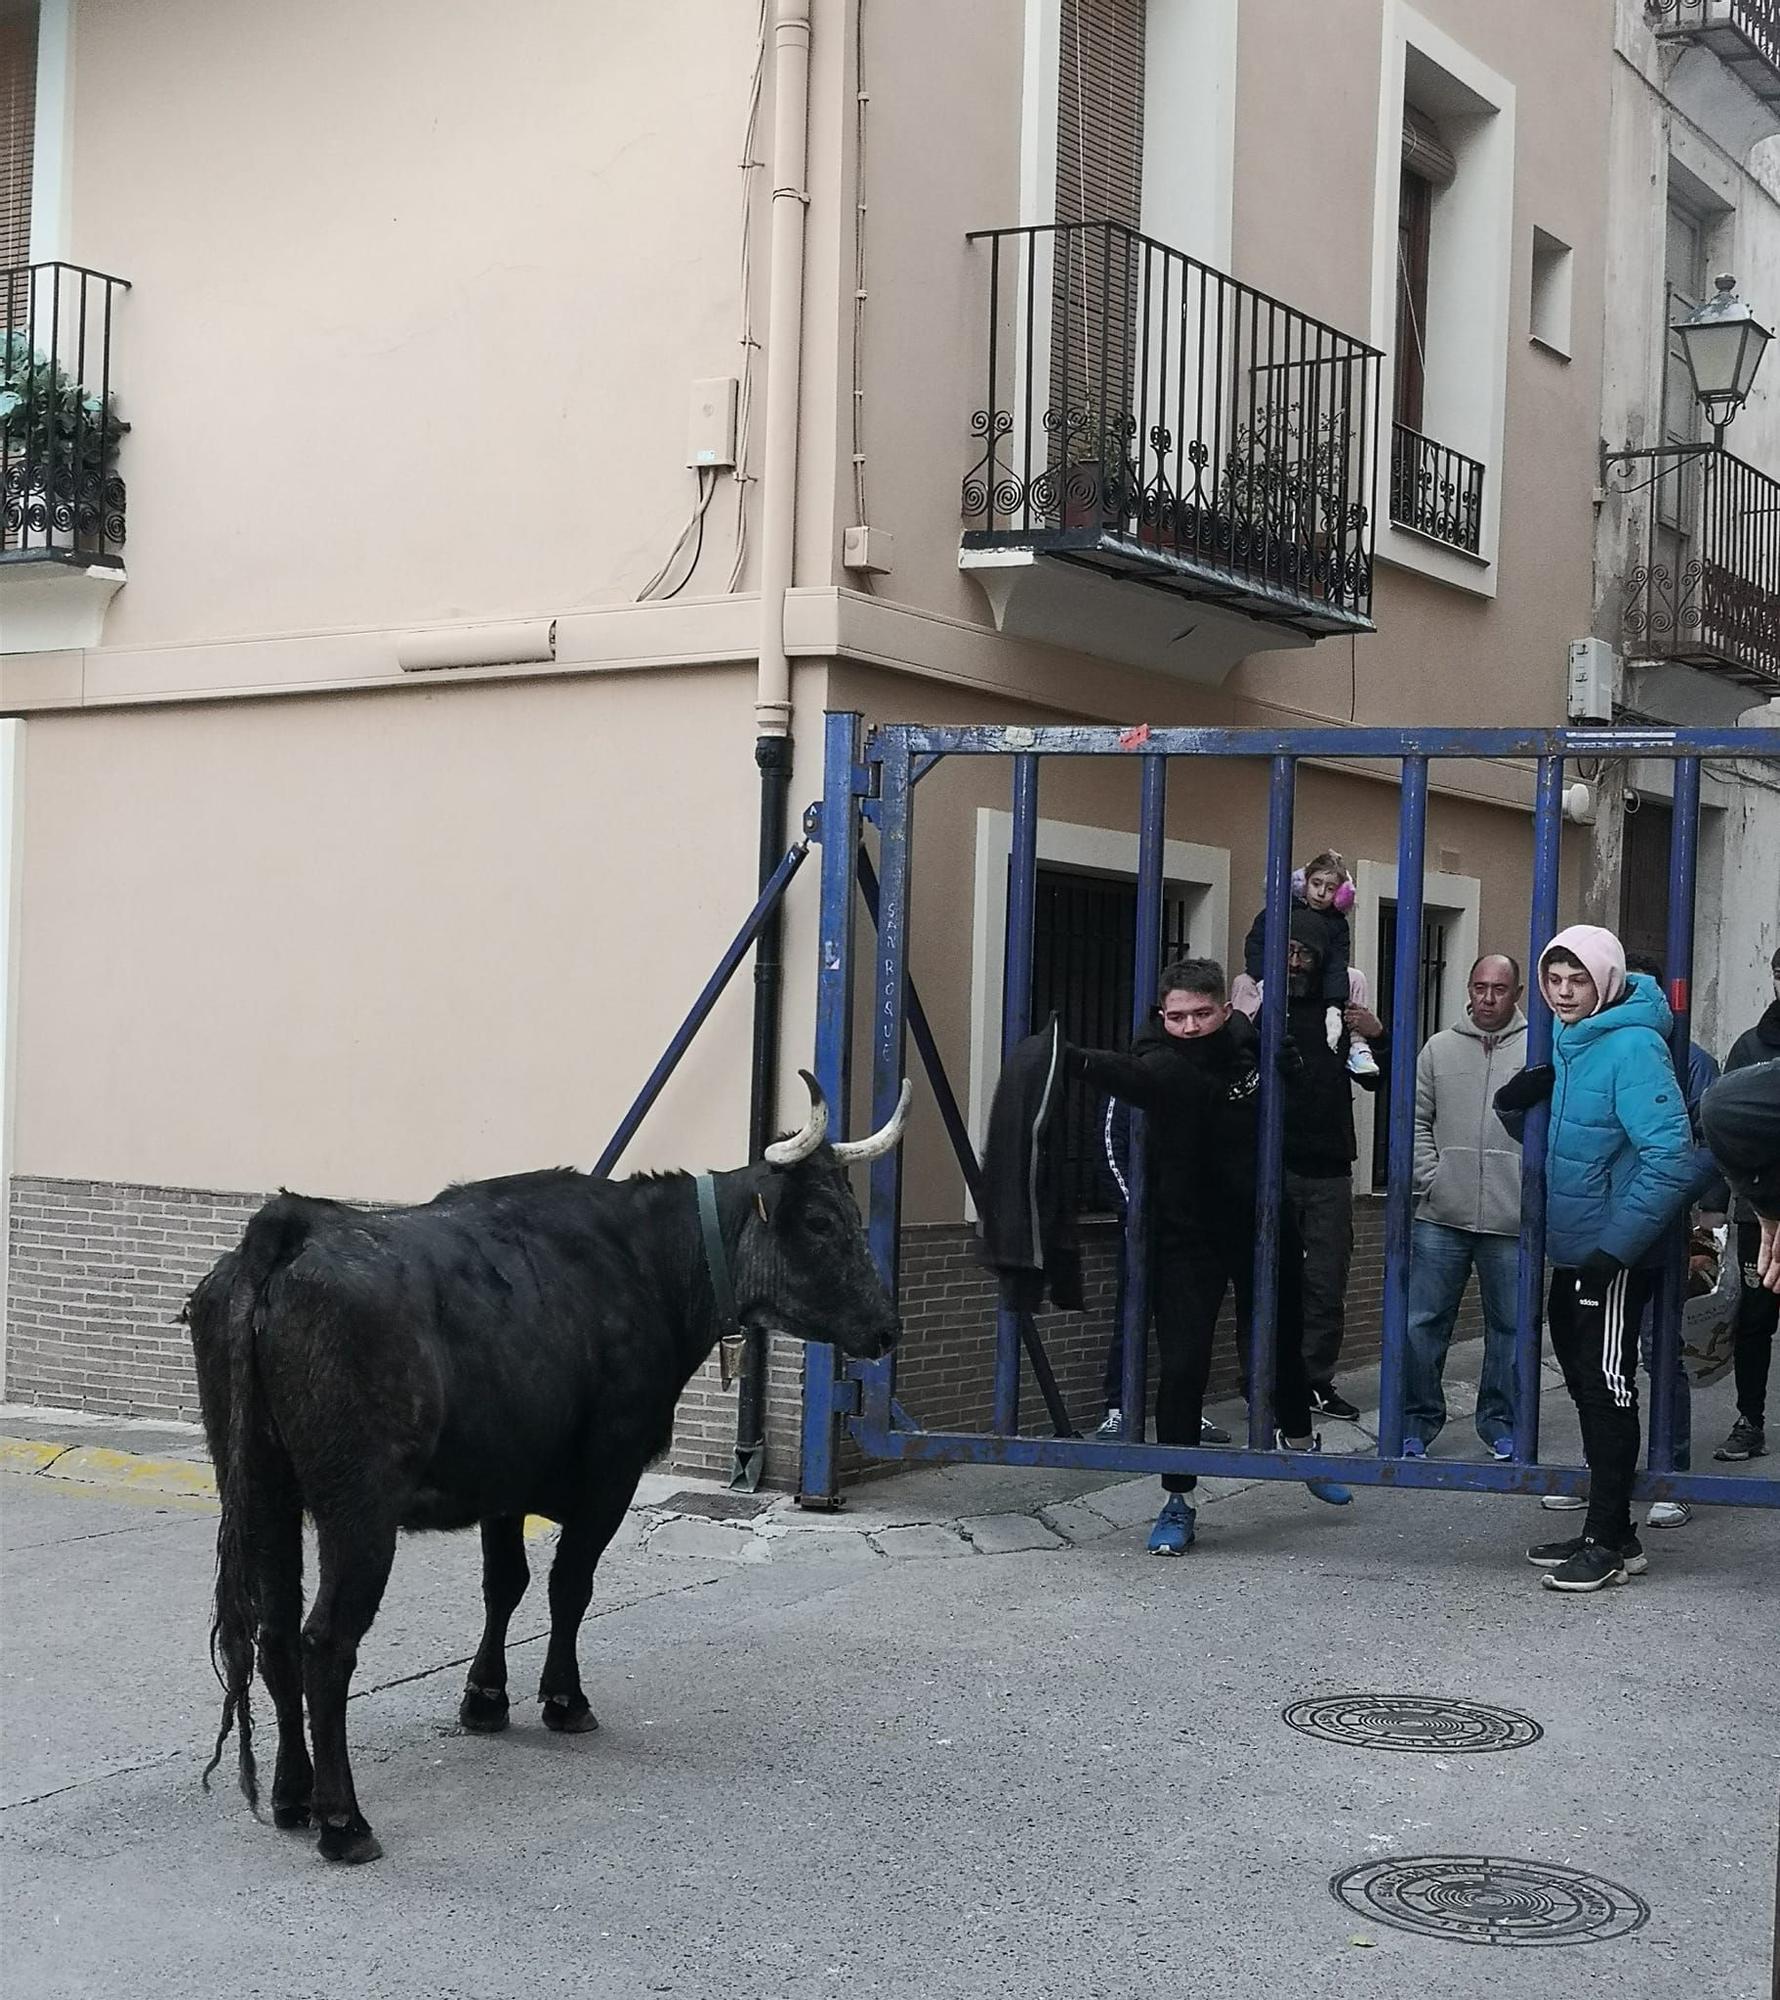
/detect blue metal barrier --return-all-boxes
[798,716,1780,1514]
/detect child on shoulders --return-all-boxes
[1241,849,1379,1079]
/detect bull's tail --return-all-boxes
[183,1195,315,1817]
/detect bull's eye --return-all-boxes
[803,1207,839,1240]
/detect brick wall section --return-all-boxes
[6,1177,1480,1479]
[6,1178,263,1420]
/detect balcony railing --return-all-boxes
[1389,423,1485,556]
[961,221,1381,637]
[2,262,131,564]
[1623,447,1780,690]
[1651,0,1780,105]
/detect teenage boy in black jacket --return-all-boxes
[1712,946,1780,1462]
[1069,956,1353,1556]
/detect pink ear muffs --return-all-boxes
[1334,880,1356,913]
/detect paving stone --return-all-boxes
[757,1528,880,1564]
[1078,1477,1170,1529]
[647,1516,768,1563]
[868,1523,973,1560]
[1037,1498,1119,1545]
[958,1512,1066,1555]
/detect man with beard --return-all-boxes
[1276,914,1386,1423]
[1069,957,1353,1556]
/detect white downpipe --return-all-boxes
[755,0,812,739]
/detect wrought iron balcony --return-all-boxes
[1622,446,1780,690]
[961,221,1381,641]
[1389,424,1485,556]
[1651,0,1780,106]
[2,261,130,567]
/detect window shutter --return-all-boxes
[1055,0,1146,229]
[1051,1,1146,444]
[0,1,36,273]
[1401,105,1456,189]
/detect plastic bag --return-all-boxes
[1681,1224,1739,1386]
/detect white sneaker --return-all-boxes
[1346,1041,1380,1078]
[1095,1408,1124,1438]
[1540,1491,1587,1511]
[1646,1499,1692,1529]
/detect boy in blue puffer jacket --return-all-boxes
[1492,924,1700,1594]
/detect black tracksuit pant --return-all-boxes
[1153,1215,1315,1494]
[1732,1218,1779,1427]
[1548,1263,1659,1548]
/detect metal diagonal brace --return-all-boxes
[591,839,810,1179]
[854,842,1078,1441]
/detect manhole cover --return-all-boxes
[1331,1856,1650,1948]
[658,1490,774,1522]
[1283,1694,1541,1754]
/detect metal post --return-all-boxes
[1119,754,1167,1437]
[1378,755,1428,1457]
[992,752,1040,1435]
[1513,756,1564,1465]
[864,728,915,1438]
[798,711,862,1508]
[1649,755,1702,1475]
[1250,756,1296,1446]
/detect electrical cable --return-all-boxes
[728,0,770,593]
[635,467,716,602]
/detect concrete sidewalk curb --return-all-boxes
[0,1428,1300,1565]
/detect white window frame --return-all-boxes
[1369,4,1515,597]
[1350,857,1481,1179]
[966,807,1230,1221]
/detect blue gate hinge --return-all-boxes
[830,1376,862,1417]
[802,801,824,841]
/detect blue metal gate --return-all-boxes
[798,711,1780,1514]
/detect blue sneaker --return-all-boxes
[1490,1436,1514,1462]
[1401,1437,1427,1459]
[1280,1431,1353,1506]
[1147,1493,1196,1556]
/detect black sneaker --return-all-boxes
[1713,1417,1768,1462]
[1309,1383,1361,1422]
[1526,1532,1647,1574]
[1540,1538,1639,1593]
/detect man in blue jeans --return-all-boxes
[1403,954,1527,1457]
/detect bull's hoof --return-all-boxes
[459,1683,511,1733]
[272,1798,313,1830]
[541,1693,599,1735]
[316,1814,383,1865]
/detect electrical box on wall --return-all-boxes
[842,525,895,575]
[686,377,738,469]
[1567,637,1618,722]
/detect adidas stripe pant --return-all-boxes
[1548,1264,1659,1549]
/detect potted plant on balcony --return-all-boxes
[1217,406,1357,599]
[1051,403,1140,535]
[1,331,128,556]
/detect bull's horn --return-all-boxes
[763,1070,830,1165]
[831,1079,914,1163]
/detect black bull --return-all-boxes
[184,1075,906,1864]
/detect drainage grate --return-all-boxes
[1331,1857,1650,1948]
[658,1490,775,1522]
[1283,1694,1541,1755]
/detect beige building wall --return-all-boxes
[0,1,1630,1450]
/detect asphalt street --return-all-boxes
[2,1366,1776,2000]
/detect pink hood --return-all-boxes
[1538,923,1626,1014]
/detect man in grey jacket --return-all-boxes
[1403,954,1527,1456]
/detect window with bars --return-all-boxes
[1029,862,1193,1216]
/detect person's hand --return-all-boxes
[1344,1003,1384,1040]
[1276,1034,1304,1078]
[1494,1064,1554,1115]
[1759,1214,1780,1295]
